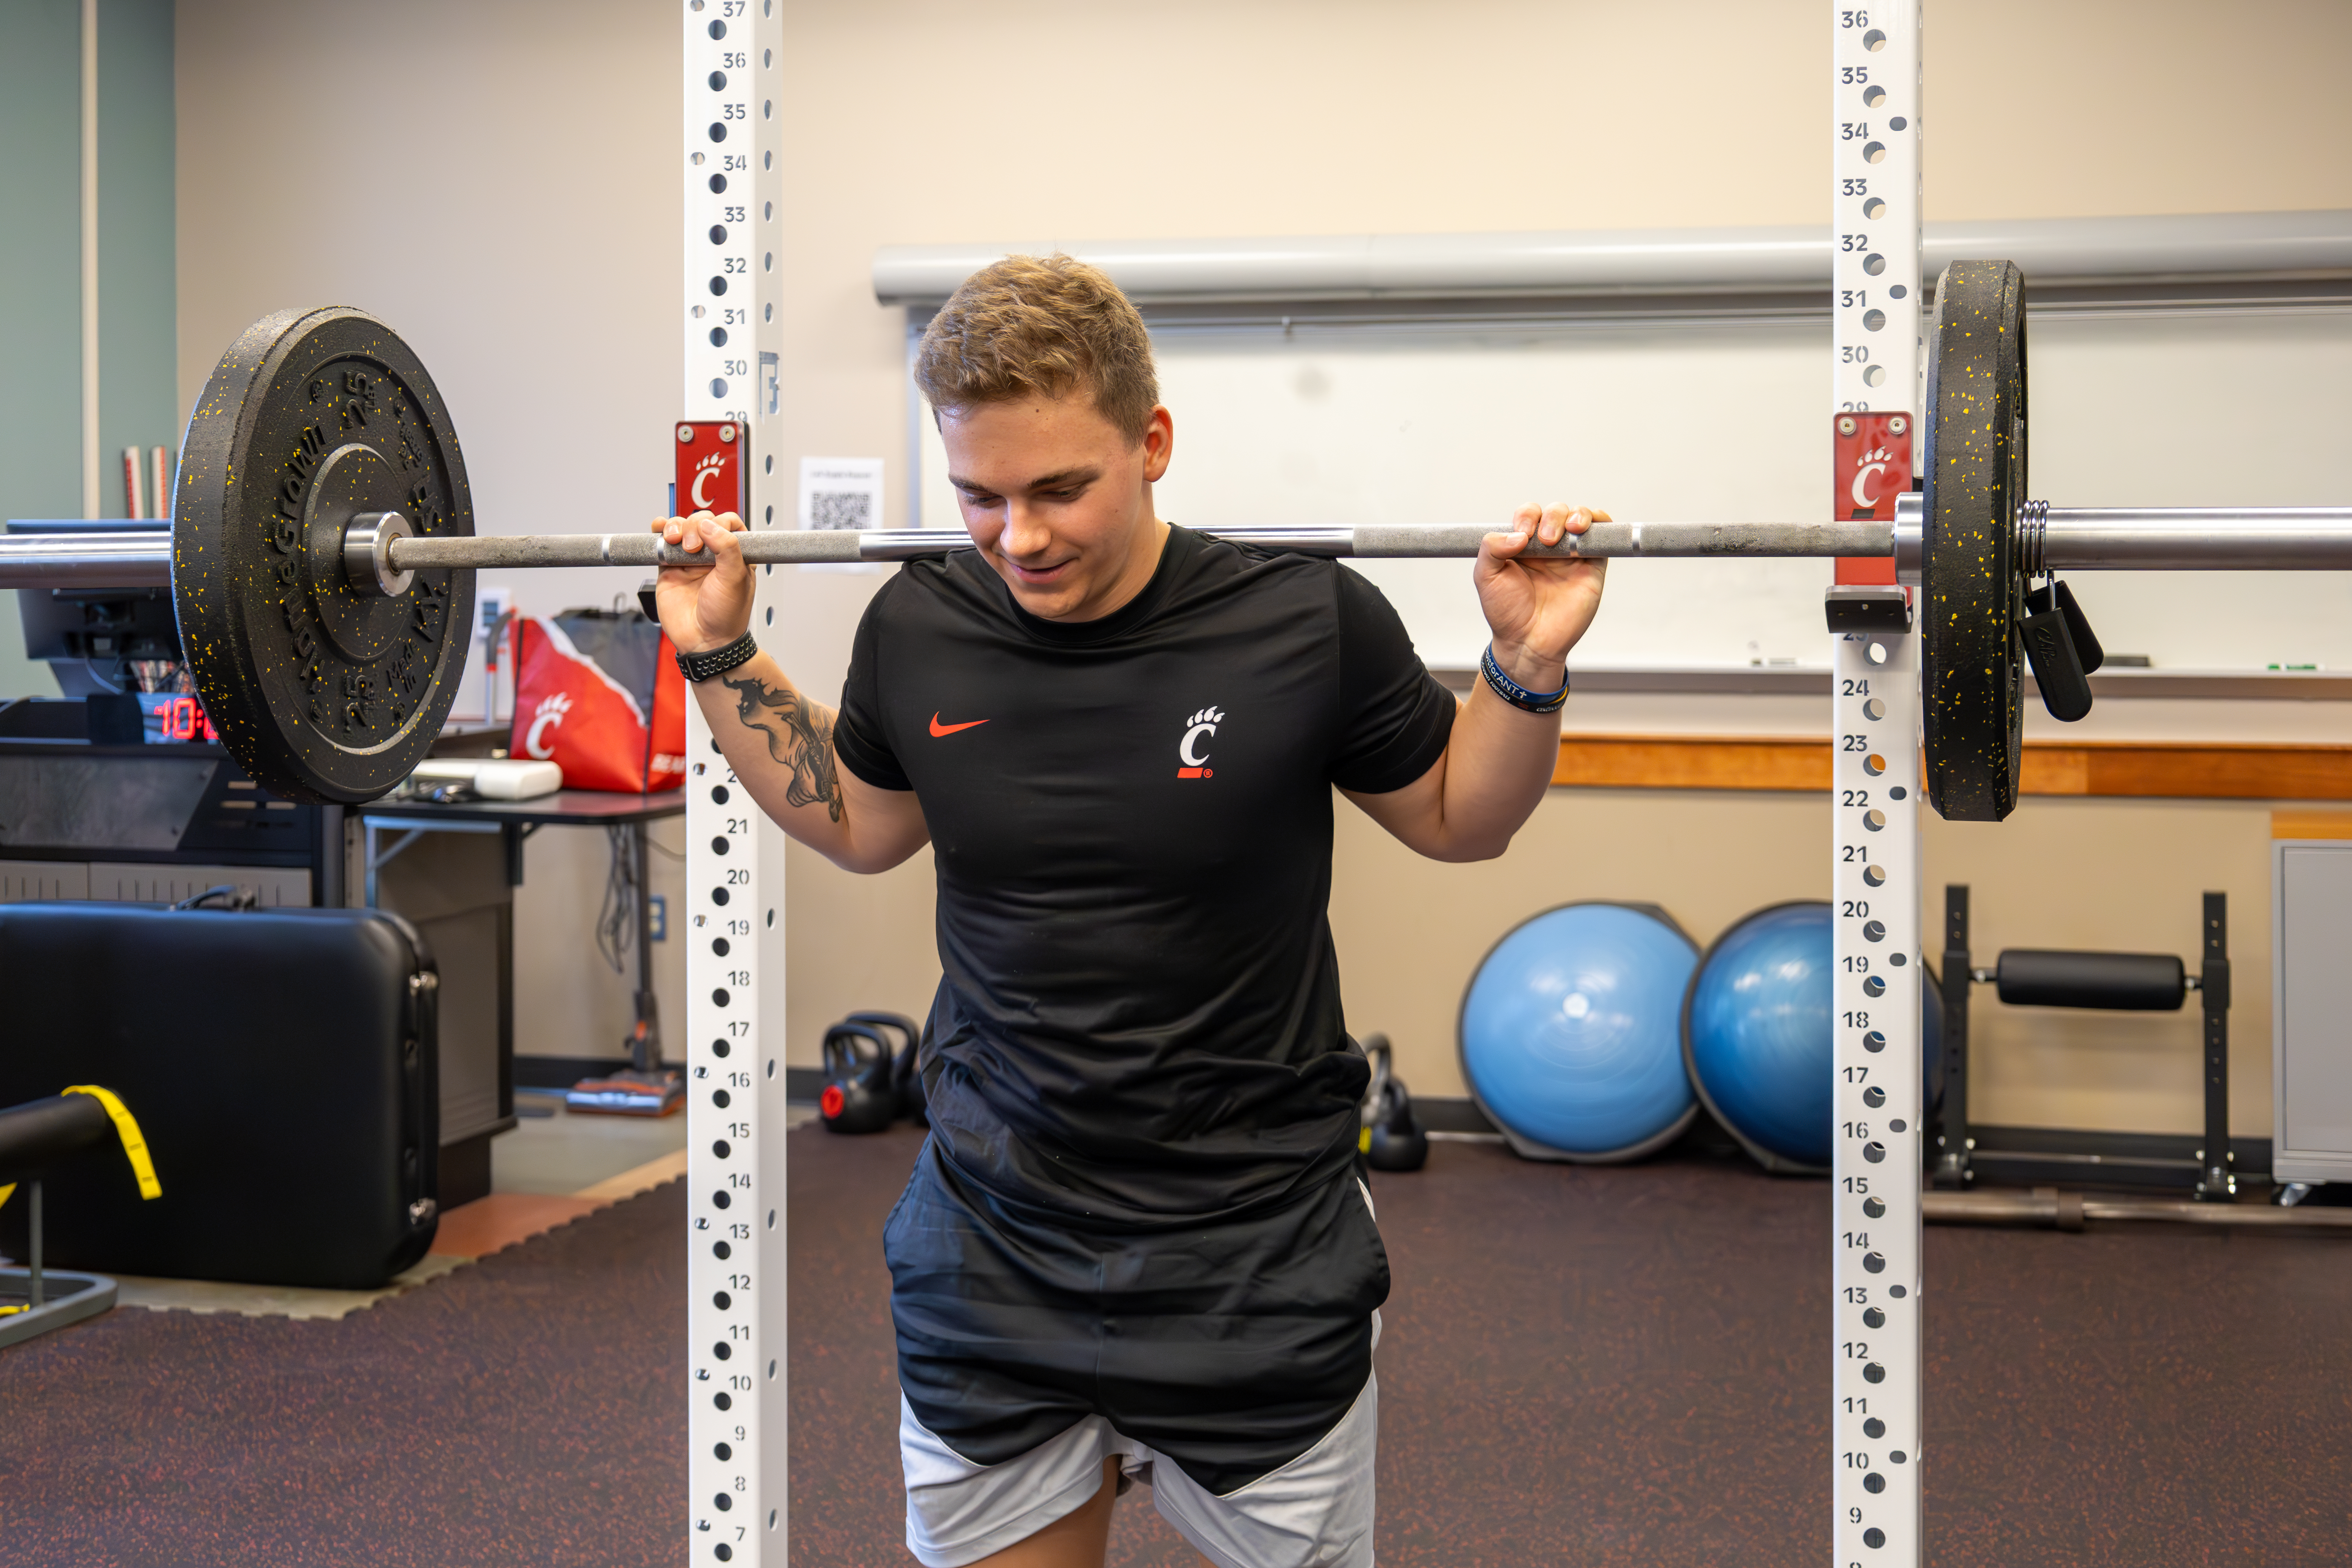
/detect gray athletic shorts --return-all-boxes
[900,1358,1378,1568]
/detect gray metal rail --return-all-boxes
[1926,1188,2352,1230]
[0,533,173,589]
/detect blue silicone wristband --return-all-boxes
[1481,644,1569,714]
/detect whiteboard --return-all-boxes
[919,306,2352,672]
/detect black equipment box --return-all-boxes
[0,902,440,1288]
[0,698,335,892]
[0,703,520,1208]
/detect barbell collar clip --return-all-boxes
[2017,499,2050,577]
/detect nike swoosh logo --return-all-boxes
[929,713,989,737]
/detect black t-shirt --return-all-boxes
[834,524,1455,1227]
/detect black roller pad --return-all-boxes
[1996,949,2185,1011]
[0,1094,115,1187]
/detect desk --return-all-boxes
[362,790,685,895]
[361,790,686,1200]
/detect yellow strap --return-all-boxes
[0,1182,12,1210]
[61,1086,162,1200]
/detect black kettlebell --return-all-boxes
[844,1010,927,1128]
[819,1020,898,1135]
[1358,1034,1429,1173]
[899,1023,933,1128]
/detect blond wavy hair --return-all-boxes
[913,254,1159,443]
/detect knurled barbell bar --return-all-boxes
[1,262,2346,812]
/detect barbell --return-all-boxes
[3,262,2347,813]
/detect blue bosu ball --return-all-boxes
[1683,901,1944,1172]
[1459,902,1700,1162]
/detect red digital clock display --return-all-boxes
[139,692,219,744]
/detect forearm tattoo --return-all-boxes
[721,674,844,822]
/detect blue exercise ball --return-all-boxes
[1459,902,1700,1162]
[1683,901,1943,1171]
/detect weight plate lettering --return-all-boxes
[174,308,473,804]
[1920,260,2027,822]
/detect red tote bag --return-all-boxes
[509,610,687,793]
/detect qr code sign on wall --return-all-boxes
[798,457,884,534]
[809,490,871,531]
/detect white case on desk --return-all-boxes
[409,758,562,801]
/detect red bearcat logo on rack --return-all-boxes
[1832,412,1913,520]
[687,451,731,512]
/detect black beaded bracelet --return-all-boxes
[1480,644,1569,714]
[675,630,760,684]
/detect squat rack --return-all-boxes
[663,4,2289,1565]
[672,0,1931,1548]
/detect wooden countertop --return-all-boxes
[1553,733,2352,800]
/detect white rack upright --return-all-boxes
[683,1,788,1562]
[1830,2,1925,1564]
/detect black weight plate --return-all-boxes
[174,309,474,804]
[1920,260,2027,822]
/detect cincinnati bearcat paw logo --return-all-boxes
[1849,445,1899,510]
[524,690,573,759]
[687,450,730,511]
[1178,706,1224,778]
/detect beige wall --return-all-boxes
[176,0,691,1065]
[761,0,2349,1137]
[764,0,2352,526]
[174,0,2351,1121]
[508,815,689,1064]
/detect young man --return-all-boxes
[651,256,1606,1568]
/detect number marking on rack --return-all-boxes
[1833,0,1922,419]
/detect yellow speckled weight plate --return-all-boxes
[1920,261,2027,822]
[172,309,475,804]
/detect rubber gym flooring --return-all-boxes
[795,1127,2352,1568]
[4,1127,2349,1565]
[0,1179,690,1566]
